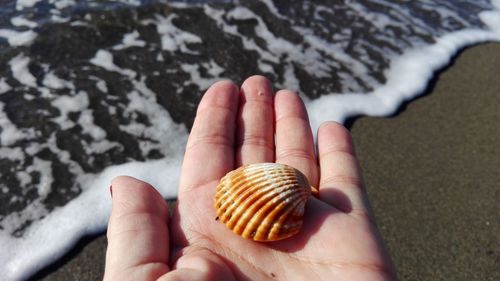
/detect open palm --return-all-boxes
[104,76,395,281]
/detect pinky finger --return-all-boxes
[317,122,368,213]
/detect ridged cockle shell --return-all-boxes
[214,163,312,242]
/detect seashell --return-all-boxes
[214,163,313,242]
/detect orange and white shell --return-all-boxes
[214,163,311,242]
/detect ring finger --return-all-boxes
[274,90,318,188]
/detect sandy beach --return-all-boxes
[352,43,500,280]
[29,43,500,281]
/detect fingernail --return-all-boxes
[109,185,113,198]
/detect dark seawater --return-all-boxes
[0,0,498,280]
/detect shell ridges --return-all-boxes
[214,163,311,241]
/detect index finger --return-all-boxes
[179,80,239,193]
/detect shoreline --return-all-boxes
[352,43,500,280]
[30,43,500,280]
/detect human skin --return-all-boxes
[103,76,396,281]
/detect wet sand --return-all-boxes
[351,43,500,280]
[30,43,500,281]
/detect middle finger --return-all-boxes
[235,75,275,165]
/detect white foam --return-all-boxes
[2,158,182,281]
[9,54,37,87]
[90,50,137,78]
[16,170,32,187]
[116,0,141,6]
[31,158,54,198]
[0,78,12,94]
[0,102,36,146]
[0,147,24,161]
[146,14,202,53]
[42,71,75,90]
[87,75,109,94]
[282,64,300,91]
[204,5,379,92]
[120,77,188,156]
[51,91,90,129]
[78,110,107,140]
[481,10,500,33]
[307,21,500,132]
[50,14,70,23]
[156,52,164,62]
[344,2,394,31]
[0,29,37,46]
[1,198,50,234]
[11,16,38,28]
[50,0,76,10]
[180,60,225,91]
[16,0,43,10]
[95,79,108,93]
[260,0,287,20]
[113,30,146,50]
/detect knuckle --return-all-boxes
[237,134,273,151]
[320,174,362,188]
[187,133,233,150]
[319,147,356,160]
[196,102,234,116]
[276,148,314,162]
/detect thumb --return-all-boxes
[104,176,170,281]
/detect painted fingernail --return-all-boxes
[109,185,113,198]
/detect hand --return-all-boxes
[104,76,395,280]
